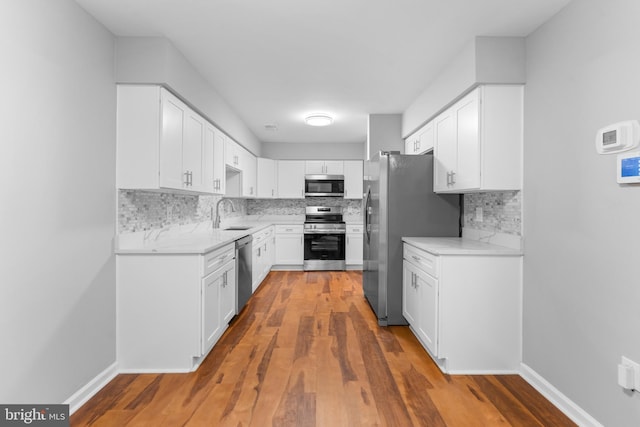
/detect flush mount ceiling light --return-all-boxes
[304,114,333,127]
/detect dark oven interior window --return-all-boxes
[306,181,333,193]
[304,234,346,261]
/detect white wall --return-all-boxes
[0,0,116,404]
[367,114,403,160]
[262,142,364,160]
[524,0,640,425]
[116,37,261,156]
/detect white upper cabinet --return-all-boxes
[305,160,344,175]
[257,158,277,198]
[239,146,257,197]
[433,85,523,193]
[343,160,363,199]
[277,160,305,199]
[405,122,434,155]
[225,138,242,170]
[210,125,226,194]
[117,85,217,194]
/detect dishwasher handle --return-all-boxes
[235,235,253,249]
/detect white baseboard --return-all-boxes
[520,363,604,427]
[64,362,118,415]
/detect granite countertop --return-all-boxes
[402,237,522,256]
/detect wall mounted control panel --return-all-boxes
[617,151,640,183]
[595,120,640,154]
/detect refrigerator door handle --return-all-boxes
[364,187,372,244]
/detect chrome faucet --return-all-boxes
[213,198,235,229]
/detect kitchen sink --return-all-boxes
[223,225,252,231]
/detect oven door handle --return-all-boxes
[303,230,346,235]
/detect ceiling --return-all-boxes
[75,0,571,145]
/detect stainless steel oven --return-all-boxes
[303,206,346,271]
[304,175,344,197]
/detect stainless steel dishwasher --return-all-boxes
[235,235,253,312]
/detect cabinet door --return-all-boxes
[344,161,363,199]
[277,161,305,198]
[275,234,303,265]
[452,89,480,190]
[252,242,263,291]
[405,136,417,155]
[225,139,240,169]
[257,158,277,198]
[305,161,325,174]
[184,110,211,193]
[402,261,419,326]
[211,125,226,194]
[240,147,257,197]
[324,161,344,174]
[346,233,363,265]
[416,122,434,154]
[159,90,187,190]
[415,267,439,357]
[220,261,236,325]
[202,271,222,353]
[433,108,456,192]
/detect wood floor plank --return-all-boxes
[71,271,576,427]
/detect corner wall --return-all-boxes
[524,0,640,425]
[0,0,117,404]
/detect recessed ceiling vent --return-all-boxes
[264,123,278,131]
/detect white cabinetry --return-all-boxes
[225,139,241,169]
[343,161,363,199]
[240,146,257,197]
[277,161,305,199]
[257,158,277,198]
[117,243,236,372]
[433,85,523,193]
[402,240,522,374]
[117,85,214,194]
[275,224,304,266]
[405,122,434,155]
[252,226,275,291]
[305,160,344,175]
[203,257,236,352]
[346,224,363,266]
[210,125,226,194]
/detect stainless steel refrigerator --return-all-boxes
[363,151,460,325]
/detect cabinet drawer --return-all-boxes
[253,226,274,245]
[275,224,303,234]
[403,243,438,278]
[347,224,363,234]
[203,243,235,277]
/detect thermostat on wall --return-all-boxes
[595,120,640,154]
[617,151,640,183]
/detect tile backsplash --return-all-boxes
[118,189,517,235]
[247,198,362,218]
[463,191,521,235]
[118,191,362,233]
[118,190,246,233]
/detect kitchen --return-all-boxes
[2,0,639,426]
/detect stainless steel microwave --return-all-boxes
[304,175,344,197]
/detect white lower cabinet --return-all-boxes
[117,243,236,372]
[346,224,363,266]
[252,226,275,291]
[202,258,235,353]
[402,241,522,374]
[275,224,304,266]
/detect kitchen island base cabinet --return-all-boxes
[403,242,522,374]
[117,243,236,373]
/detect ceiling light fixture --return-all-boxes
[304,114,333,127]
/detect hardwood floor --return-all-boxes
[72,271,575,426]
